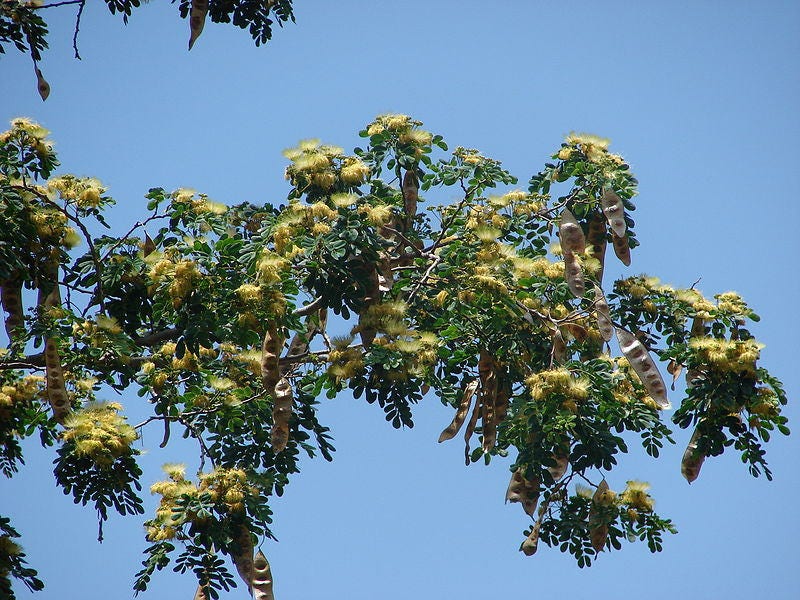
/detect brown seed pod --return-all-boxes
[593,285,613,342]
[141,232,156,257]
[479,351,500,452]
[586,212,607,283]
[558,209,586,254]
[667,359,684,391]
[231,524,254,588]
[520,521,541,556]
[35,66,50,101]
[357,267,380,348]
[188,0,209,50]
[463,390,483,466]
[506,468,541,517]
[1,278,24,343]
[193,584,208,600]
[589,480,610,553]
[261,325,282,395]
[681,427,706,483]
[44,338,69,424]
[616,328,670,409]
[551,327,567,362]
[271,377,293,452]
[563,249,586,297]
[600,188,627,238]
[438,380,478,442]
[547,445,569,482]
[252,550,275,600]
[611,231,631,266]
[401,169,419,232]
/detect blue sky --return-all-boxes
[1,1,799,598]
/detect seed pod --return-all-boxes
[506,468,540,517]
[593,285,613,342]
[261,325,282,395]
[252,550,275,600]
[586,212,607,283]
[231,524,254,588]
[401,170,419,232]
[611,231,631,266]
[479,351,500,452]
[271,377,293,452]
[357,267,380,348]
[589,480,610,553]
[547,445,569,482]
[438,380,478,442]
[45,338,69,423]
[600,188,627,238]
[563,249,585,297]
[520,521,541,556]
[188,0,209,50]
[551,327,567,362]
[667,359,683,391]
[463,390,483,466]
[142,232,156,257]
[558,209,586,254]
[193,585,208,600]
[681,427,706,483]
[35,66,50,101]
[1,278,24,343]
[616,328,670,409]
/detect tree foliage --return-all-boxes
[0,115,790,597]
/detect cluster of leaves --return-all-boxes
[0,0,296,98]
[0,115,790,597]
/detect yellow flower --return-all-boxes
[340,158,370,185]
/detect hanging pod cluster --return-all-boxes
[437,351,510,464]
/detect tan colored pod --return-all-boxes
[563,249,585,298]
[188,0,209,50]
[231,524,254,588]
[520,521,541,556]
[586,211,607,283]
[611,231,631,266]
[438,380,478,442]
[261,325,282,395]
[600,188,627,238]
[558,209,586,254]
[681,427,706,483]
[252,550,275,600]
[1,279,24,342]
[271,377,293,452]
[45,338,70,423]
[35,66,50,101]
[505,469,540,517]
[593,285,613,342]
[616,328,670,409]
[589,480,610,553]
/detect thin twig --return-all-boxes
[72,0,85,59]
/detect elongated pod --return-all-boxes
[616,328,670,409]
[1,278,24,343]
[231,524,254,588]
[681,427,706,483]
[612,231,631,266]
[438,380,478,442]
[271,377,293,452]
[593,285,613,342]
[563,249,585,297]
[35,66,50,101]
[520,521,541,556]
[589,480,610,553]
[586,212,607,283]
[600,188,627,238]
[252,550,275,600]
[558,209,586,254]
[261,325,282,395]
[188,0,209,50]
[505,468,540,517]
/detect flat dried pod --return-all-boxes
[35,66,50,101]
[520,521,541,556]
[593,285,613,342]
[552,327,567,362]
[589,480,610,553]
[667,359,684,391]
[261,325,282,395]
[616,328,670,409]
[600,188,627,238]
[479,351,499,451]
[45,339,69,423]
[252,550,275,600]
[1,278,24,342]
[188,0,209,50]
[401,169,419,231]
[547,446,569,482]
[231,524,254,588]
[586,211,607,283]
[558,209,586,254]
[271,377,293,452]
[505,469,540,517]
[690,316,706,337]
[357,268,380,348]
[563,250,585,297]
[681,427,706,483]
[438,380,478,442]
[611,231,631,266]
[463,391,483,466]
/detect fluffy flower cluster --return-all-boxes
[61,402,137,468]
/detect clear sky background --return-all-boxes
[1,1,799,598]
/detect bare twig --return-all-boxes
[72,0,85,59]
